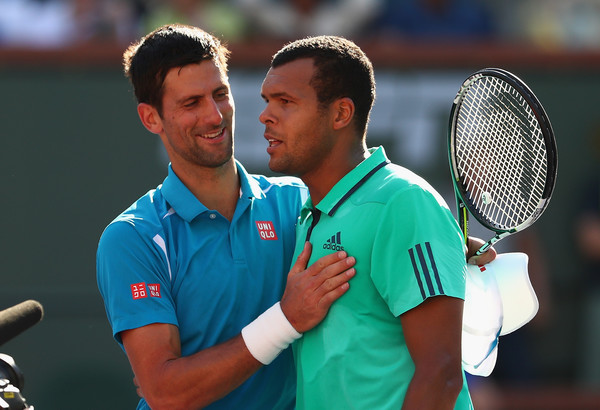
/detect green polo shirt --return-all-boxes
[292,146,472,409]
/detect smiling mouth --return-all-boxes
[201,128,224,139]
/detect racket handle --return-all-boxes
[477,232,512,256]
[475,242,492,256]
[459,202,468,245]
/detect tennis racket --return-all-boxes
[448,68,557,256]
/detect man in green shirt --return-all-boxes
[259,36,477,409]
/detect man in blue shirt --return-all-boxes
[96,24,357,409]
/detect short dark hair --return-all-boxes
[123,24,230,114]
[271,36,375,136]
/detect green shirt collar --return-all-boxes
[302,146,390,218]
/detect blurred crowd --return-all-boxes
[1,0,600,50]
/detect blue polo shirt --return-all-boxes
[96,161,307,410]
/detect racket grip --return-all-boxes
[475,244,490,256]
[459,202,468,245]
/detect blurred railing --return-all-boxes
[2,39,600,70]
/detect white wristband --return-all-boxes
[241,302,302,365]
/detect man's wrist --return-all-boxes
[241,302,302,365]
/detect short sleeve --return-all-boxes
[96,221,177,345]
[370,186,468,317]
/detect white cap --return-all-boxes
[462,252,539,376]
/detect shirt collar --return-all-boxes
[237,161,265,200]
[161,160,263,222]
[305,146,390,218]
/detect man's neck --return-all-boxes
[174,159,240,221]
[304,145,369,206]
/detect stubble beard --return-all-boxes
[189,122,235,168]
[189,142,234,169]
[268,152,296,176]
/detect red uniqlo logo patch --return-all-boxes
[478,265,486,272]
[148,283,161,298]
[256,221,278,240]
[131,282,147,300]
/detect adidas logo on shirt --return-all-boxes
[323,231,344,251]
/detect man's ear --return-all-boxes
[137,103,163,134]
[332,97,354,131]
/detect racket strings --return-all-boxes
[455,76,548,230]
[462,94,544,227]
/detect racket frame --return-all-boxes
[448,68,558,254]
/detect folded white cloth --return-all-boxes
[462,252,539,376]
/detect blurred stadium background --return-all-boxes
[2,0,600,408]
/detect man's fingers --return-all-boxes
[309,264,355,315]
[280,249,356,333]
[308,257,355,305]
[317,280,351,311]
[289,242,312,276]
[466,236,497,265]
[318,267,355,296]
[468,248,497,265]
[316,256,356,283]
[306,250,354,276]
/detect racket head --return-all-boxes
[448,68,557,236]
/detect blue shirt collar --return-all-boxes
[161,160,264,222]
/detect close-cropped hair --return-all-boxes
[123,24,230,114]
[271,36,376,136]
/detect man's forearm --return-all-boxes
[125,328,262,410]
[402,371,462,410]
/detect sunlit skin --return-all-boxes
[137,60,239,218]
[158,62,234,170]
[260,58,368,205]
